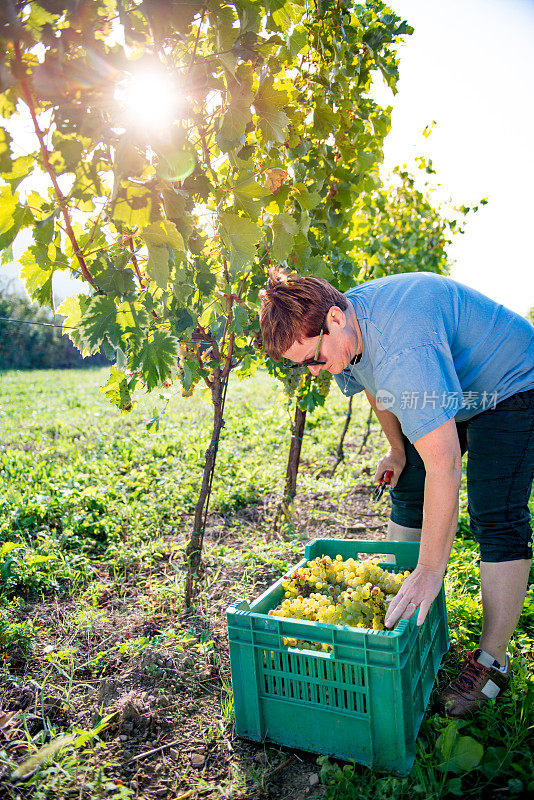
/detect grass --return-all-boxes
[0,368,288,598]
[0,366,533,800]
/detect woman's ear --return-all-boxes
[328,305,347,329]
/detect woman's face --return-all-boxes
[281,306,359,375]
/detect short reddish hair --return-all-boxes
[259,268,348,360]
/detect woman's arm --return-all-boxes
[384,417,462,627]
[365,390,406,487]
[365,389,404,451]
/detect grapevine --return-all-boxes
[268,555,411,651]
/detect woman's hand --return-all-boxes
[384,564,444,628]
[374,447,406,488]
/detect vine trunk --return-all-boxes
[273,401,307,535]
[330,395,353,477]
[184,374,226,607]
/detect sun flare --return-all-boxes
[119,69,181,132]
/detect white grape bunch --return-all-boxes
[268,555,411,650]
[315,370,332,397]
[281,365,305,398]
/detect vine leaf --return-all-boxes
[286,27,307,57]
[219,212,262,274]
[114,140,145,181]
[96,267,136,298]
[233,303,248,334]
[313,99,337,135]
[271,212,298,261]
[112,183,152,230]
[253,78,290,143]
[79,295,122,353]
[142,220,185,252]
[101,366,134,411]
[129,328,178,391]
[0,127,13,172]
[49,131,87,173]
[116,300,150,339]
[0,186,18,233]
[305,254,330,279]
[0,244,13,265]
[19,242,64,307]
[182,360,198,391]
[264,167,288,193]
[211,1,236,52]
[218,102,251,149]
[293,182,321,210]
[57,295,91,330]
[217,76,254,151]
[1,156,34,191]
[143,220,185,289]
[0,203,32,252]
[232,170,269,216]
[146,244,170,289]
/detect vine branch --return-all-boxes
[188,5,208,71]
[128,236,145,287]
[13,41,96,289]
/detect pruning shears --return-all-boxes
[371,470,394,503]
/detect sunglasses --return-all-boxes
[284,311,329,369]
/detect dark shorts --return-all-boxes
[389,388,534,562]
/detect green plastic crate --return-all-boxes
[227,539,449,775]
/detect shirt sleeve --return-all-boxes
[375,343,464,443]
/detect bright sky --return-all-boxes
[377,0,534,317]
[2,0,533,317]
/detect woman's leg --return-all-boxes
[466,389,534,661]
[442,389,534,715]
[479,559,532,665]
[387,519,421,542]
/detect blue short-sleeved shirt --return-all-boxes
[334,273,534,443]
